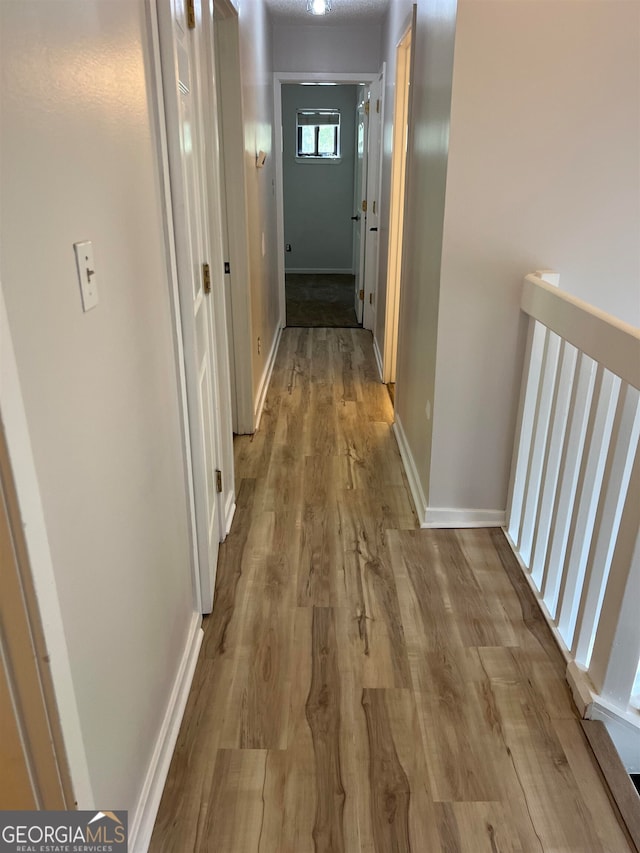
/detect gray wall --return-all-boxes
[272,23,382,73]
[282,84,358,273]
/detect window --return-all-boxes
[296,109,341,160]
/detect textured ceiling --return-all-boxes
[265,0,390,25]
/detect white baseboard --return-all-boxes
[373,336,384,382]
[588,698,640,774]
[130,613,203,853]
[423,508,506,528]
[393,414,428,524]
[285,267,354,275]
[254,324,282,431]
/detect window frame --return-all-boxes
[295,109,341,163]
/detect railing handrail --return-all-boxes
[522,274,640,389]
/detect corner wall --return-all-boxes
[429,0,640,515]
[391,0,459,516]
[236,0,281,409]
[375,1,413,360]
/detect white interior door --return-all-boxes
[353,92,368,324]
[159,0,223,613]
[363,69,384,331]
[201,0,236,538]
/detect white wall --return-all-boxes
[392,0,459,513]
[282,84,358,272]
[236,0,281,402]
[272,23,382,73]
[429,0,640,514]
[0,0,195,814]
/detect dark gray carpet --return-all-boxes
[286,273,360,328]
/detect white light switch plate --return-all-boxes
[73,241,98,311]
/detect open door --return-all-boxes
[353,89,368,324]
[158,0,227,613]
[363,67,385,331]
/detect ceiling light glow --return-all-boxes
[306,0,332,15]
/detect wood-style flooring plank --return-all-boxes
[556,719,637,853]
[197,749,268,852]
[150,329,633,853]
[361,689,411,852]
[305,607,346,853]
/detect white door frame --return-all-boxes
[146,0,202,614]
[153,0,236,611]
[382,12,416,384]
[362,65,386,333]
[273,71,377,329]
[353,88,368,324]
[212,0,255,436]
[201,0,236,534]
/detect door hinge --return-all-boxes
[362,199,367,213]
[376,98,380,113]
[202,262,211,294]
[216,469,223,494]
[373,200,377,214]
[364,100,370,116]
[369,293,373,305]
[224,261,231,274]
[359,289,364,301]
[186,0,196,29]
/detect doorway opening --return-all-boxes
[281,83,361,328]
[273,72,379,331]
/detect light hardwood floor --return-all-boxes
[150,328,632,853]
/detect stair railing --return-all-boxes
[506,271,640,770]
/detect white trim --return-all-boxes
[285,267,354,275]
[254,323,283,430]
[274,70,378,330]
[0,286,94,807]
[567,662,640,773]
[213,4,255,435]
[147,0,202,613]
[275,71,378,84]
[393,414,428,524]
[566,659,596,715]
[373,335,384,382]
[423,508,506,528]
[363,64,385,333]
[130,615,203,853]
[522,273,640,389]
[224,495,236,538]
[587,698,640,774]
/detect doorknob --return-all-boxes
[369,227,378,232]
[351,215,360,221]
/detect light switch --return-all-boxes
[73,241,98,312]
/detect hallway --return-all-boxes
[150,329,630,852]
